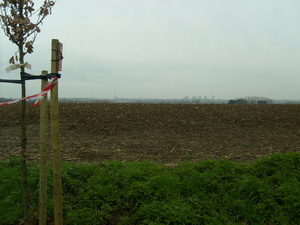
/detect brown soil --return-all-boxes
[1,103,300,164]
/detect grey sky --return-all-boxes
[1,0,300,100]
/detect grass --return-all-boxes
[1,152,300,224]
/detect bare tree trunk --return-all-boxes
[1,1,56,223]
[1,0,56,222]
[18,1,30,220]
[19,47,30,225]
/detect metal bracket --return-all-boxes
[0,72,61,84]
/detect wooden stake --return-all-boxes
[51,39,63,225]
[39,70,48,225]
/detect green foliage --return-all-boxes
[1,153,300,224]
[0,158,23,224]
[249,152,300,179]
[0,0,56,58]
[133,200,202,225]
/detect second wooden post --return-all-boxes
[51,39,63,225]
[39,70,48,225]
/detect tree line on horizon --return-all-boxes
[228,96,273,104]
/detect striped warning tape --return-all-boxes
[0,78,58,107]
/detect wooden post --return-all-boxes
[51,39,63,225]
[39,70,48,225]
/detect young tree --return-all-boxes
[0,1,56,224]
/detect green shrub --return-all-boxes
[1,153,300,224]
[0,159,23,224]
[66,207,108,225]
[132,200,202,225]
[250,152,300,179]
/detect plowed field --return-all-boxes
[1,103,300,164]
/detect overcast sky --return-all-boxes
[1,0,300,100]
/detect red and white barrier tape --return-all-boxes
[0,78,58,107]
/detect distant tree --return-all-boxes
[257,100,267,104]
[0,1,56,224]
[236,99,248,104]
[228,98,249,104]
[0,97,12,102]
[229,96,273,104]
[227,99,237,104]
